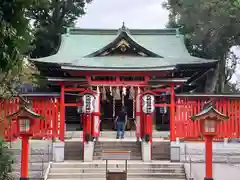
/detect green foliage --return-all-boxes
[0,0,39,98]
[0,0,34,72]
[0,140,13,180]
[164,0,240,92]
[28,0,92,58]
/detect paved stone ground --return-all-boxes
[181,142,240,180]
[185,163,240,180]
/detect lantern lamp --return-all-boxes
[191,103,228,136]
[82,93,95,114]
[142,93,155,114]
[7,101,42,135]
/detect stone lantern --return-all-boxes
[191,100,228,180]
[7,98,42,180]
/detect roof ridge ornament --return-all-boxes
[122,22,126,30]
[118,21,129,33]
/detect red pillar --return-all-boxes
[140,92,144,139]
[85,114,92,138]
[82,114,85,160]
[20,134,29,179]
[205,136,213,180]
[144,114,153,143]
[170,84,176,141]
[60,84,65,141]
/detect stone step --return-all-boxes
[48,178,185,180]
[93,152,141,156]
[93,157,142,160]
[51,163,184,169]
[94,148,140,151]
[65,131,170,138]
[50,167,184,173]
[152,142,170,160]
[48,172,186,179]
[93,141,142,160]
[65,156,83,160]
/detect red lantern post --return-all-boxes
[7,98,42,180]
[82,89,96,161]
[191,100,228,180]
[142,90,157,143]
[141,90,157,161]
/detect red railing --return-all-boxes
[175,95,240,140]
[1,97,60,141]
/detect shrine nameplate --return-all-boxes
[102,151,131,160]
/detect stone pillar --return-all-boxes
[83,141,94,162]
[53,140,65,162]
[83,114,94,162]
[141,141,151,162]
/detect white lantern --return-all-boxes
[19,118,30,133]
[204,119,216,133]
[82,93,95,113]
[142,94,155,114]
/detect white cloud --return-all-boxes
[76,0,169,29]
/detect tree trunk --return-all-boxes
[204,68,218,93]
[217,56,227,93]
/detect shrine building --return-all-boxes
[31,24,217,132]
[4,24,240,162]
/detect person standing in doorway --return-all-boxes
[115,107,127,139]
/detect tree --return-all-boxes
[164,0,240,92]
[0,139,13,180]
[28,0,92,58]
[0,0,37,98]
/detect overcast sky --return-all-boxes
[76,0,168,29]
[76,0,240,84]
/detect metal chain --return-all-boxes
[133,88,136,119]
[113,96,115,118]
[122,87,124,106]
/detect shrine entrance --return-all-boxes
[100,86,136,131]
[64,85,171,132]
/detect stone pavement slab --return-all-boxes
[185,163,240,180]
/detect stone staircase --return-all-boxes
[93,141,142,160]
[47,161,186,180]
[152,141,171,160]
[64,141,83,160]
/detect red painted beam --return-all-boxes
[69,71,169,76]
[154,104,170,107]
[64,88,86,92]
[64,103,82,107]
[152,88,171,93]
[87,80,148,85]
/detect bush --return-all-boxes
[0,139,13,180]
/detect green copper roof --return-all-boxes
[31,26,217,70]
[191,105,229,121]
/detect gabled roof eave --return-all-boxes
[85,29,163,58]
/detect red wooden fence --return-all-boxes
[175,95,240,140]
[2,94,240,142]
[0,97,60,141]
